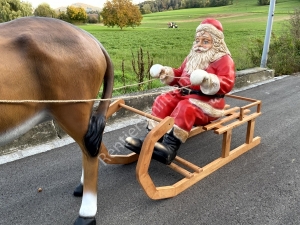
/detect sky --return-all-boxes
[28,0,106,9]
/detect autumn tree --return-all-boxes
[67,6,88,23]
[57,11,69,22]
[101,0,142,30]
[0,0,33,22]
[34,3,56,17]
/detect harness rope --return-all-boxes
[0,75,194,104]
[113,78,158,91]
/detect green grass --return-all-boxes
[78,0,299,95]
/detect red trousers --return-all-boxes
[152,91,218,132]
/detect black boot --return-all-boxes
[125,128,163,153]
[125,128,183,165]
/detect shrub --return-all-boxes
[88,15,98,23]
[258,0,270,6]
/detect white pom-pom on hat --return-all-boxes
[190,69,208,85]
[150,64,163,78]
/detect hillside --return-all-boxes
[55,2,102,12]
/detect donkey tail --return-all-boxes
[84,45,114,157]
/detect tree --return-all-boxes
[101,0,142,30]
[57,11,69,22]
[34,3,56,17]
[20,1,33,17]
[88,14,99,23]
[0,0,33,22]
[142,3,151,14]
[67,6,88,23]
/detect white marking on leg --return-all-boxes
[79,192,97,217]
[80,169,84,184]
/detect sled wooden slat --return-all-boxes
[225,94,259,102]
[99,143,139,164]
[188,126,206,138]
[204,109,250,131]
[174,156,203,173]
[215,112,261,134]
[168,163,194,178]
[100,94,262,200]
[105,99,125,119]
[119,103,163,122]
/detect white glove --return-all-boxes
[150,64,164,78]
[190,69,209,85]
[190,69,220,95]
[150,64,174,84]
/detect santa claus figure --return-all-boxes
[125,18,235,165]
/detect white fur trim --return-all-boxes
[160,66,174,85]
[172,125,189,143]
[189,98,224,118]
[196,24,224,39]
[190,69,208,85]
[150,64,163,78]
[200,73,220,95]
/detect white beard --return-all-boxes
[185,48,216,74]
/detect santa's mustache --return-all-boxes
[193,47,209,52]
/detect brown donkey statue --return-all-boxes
[0,17,114,225]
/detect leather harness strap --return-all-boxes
[181,87,225,98]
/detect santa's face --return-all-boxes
[193,31,213,53]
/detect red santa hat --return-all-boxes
[196,18,224,39]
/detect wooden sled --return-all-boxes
[100,94,262,200]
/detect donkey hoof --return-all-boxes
[74,216,96,225]
[73,183,83,197]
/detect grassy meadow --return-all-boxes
[78,0,299,94]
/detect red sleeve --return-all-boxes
[207,55,235,94]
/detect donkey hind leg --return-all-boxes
[73,147,99,225]
[50,104,103,225]
[73,113,106,198]
[74,114,106,225]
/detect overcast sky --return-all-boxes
[28,0,106,9]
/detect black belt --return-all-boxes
[181,87,225,98]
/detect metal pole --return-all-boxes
[260,0,276,68]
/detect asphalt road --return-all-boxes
[1,75,300,225]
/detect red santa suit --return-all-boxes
[151,54,235,138]
[125,18,235,165]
